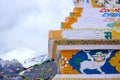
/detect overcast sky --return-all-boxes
[0,0,74,62]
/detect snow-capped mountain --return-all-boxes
[0,58,22,68]
[0,54,48,68]
[20,58,57,80]
[0,55,57,80]
[21,54,48,68]
[0,58,6,68]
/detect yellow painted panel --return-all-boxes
[70,12,81,17]
[61,22,72,29]
[112,30,120,39]
[61,50,79,54]
[49,30,62,40]
[60,50,79,74]
[62,64,73,71]
[91,0,101,8]
[73,7,83,13]
[65,17,77,23]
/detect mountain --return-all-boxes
[3,59,23,74]
[0,58,6,68]
[20,58,57,80]
[21,54,48,68]
[0,58,24,80]
[0,54,57,80]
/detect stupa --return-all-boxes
[49,0,120,79]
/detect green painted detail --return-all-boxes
[74,58,81,66]
[104,32,112,39]
[61,23,64,29]
[70,12,73,17]
[106,22,120,31]
[106,23,115,28]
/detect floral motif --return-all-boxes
[61,56,69,69]
[109,51,120,72]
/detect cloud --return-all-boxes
[0,0,74,60]
[1,47,36,62]
[0,0,41,31]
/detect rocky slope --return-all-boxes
[0,55,57,80]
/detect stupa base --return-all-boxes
[53,74,120,80]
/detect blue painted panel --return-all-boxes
[69,50,120,74]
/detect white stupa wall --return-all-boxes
[72,0,120,29]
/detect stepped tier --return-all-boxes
[72,8,120,29]
[49,29,120,40]
[62,7,120,30]
[61,0,120,31]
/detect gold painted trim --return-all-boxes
[51,40,120,58]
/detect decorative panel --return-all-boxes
[59,50,120,74]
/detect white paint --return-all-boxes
[72,0,120,29]
[57,45,120,50]
[62,30,112,39]
[80,50,112,74]
[53,74,120,79]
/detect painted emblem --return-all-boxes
[80,50,112,74]
[69,50,120,74]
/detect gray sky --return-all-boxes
[0,0,74,62]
